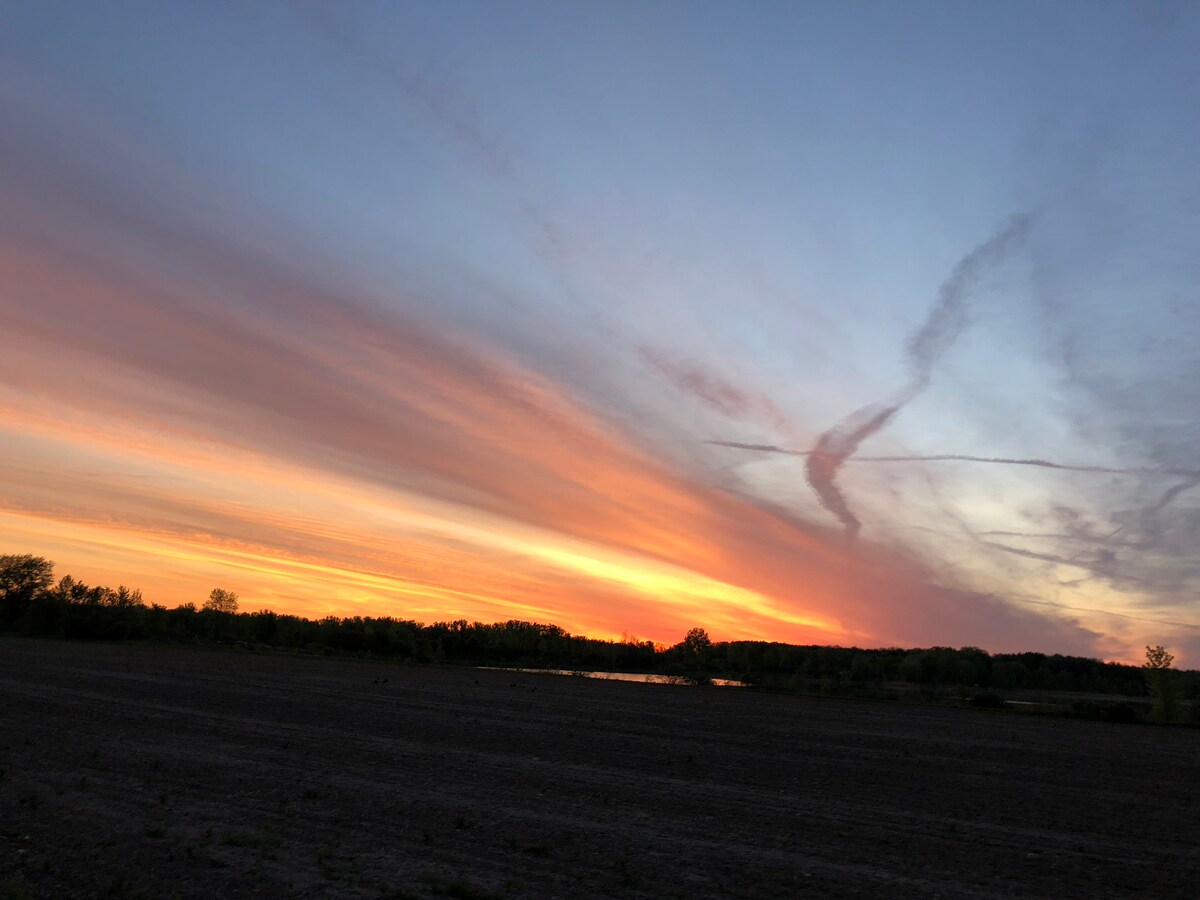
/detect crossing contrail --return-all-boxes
[802,215,1032,539]
[707,440,1198,478]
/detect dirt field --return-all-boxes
[1,638,1197,898]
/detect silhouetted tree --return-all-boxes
[0,554,55,628]
[110,585,144,608]
[671,627,714,683]
[1143,644,1177,722]
[682,627,712,656]
[204,588,239,614]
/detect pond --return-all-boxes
[480,667,747,687]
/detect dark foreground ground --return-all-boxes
[1,638,1197,898]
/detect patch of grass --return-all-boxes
[423,875,503,900]
[1069,700,1140,724]
[221,827,282,852]
[315,845,363,881]
[1,878,34,900]
[144,825,166,838]
[17,792,39,811]
[617,858,639,889]
[969,693,1007,709]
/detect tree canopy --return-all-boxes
[204,588,239,614]
[0,554,55,627]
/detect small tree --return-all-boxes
[682,627,712,656]
[109,585,144,608]
[204,587,239,614]
[1143,644,1177,723]
[674,627,714,684]
[0,554,55,628]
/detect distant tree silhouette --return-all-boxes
[1143,644,1177,722]
[5,550,1200,719]
[111,585,144,607]
[0,554,55,629]
[43,574,143,608]
[682,627,712,656]
[204,588,239,614]
[672,627,714,684]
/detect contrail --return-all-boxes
[1144,472,1200,517]
[860,455,1149,474]
[708,441,805,456]
[803,215,1032,539]
[707,440,1198,477]
[806,402,906,539]
[983,541,1087,566]
[1006,593,1200,632]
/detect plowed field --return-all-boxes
[2,638,1197,897]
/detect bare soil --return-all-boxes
[1,637,1197,898]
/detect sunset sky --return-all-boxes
[2,2,1198,664]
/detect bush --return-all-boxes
[1069,701,1139,724]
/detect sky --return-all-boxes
[1,1,1198,664]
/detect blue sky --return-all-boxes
[1,1,1198,662]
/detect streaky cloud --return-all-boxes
[291,0,514,179]
[640,348,791,431]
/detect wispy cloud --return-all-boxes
[639,348,791,431]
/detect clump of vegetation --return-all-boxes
[1,876,35,900]
[422,874,503,900]
[221,827,282,851]
[661,627,715,684]
[969,692,1007,709]
[1069,700,1139,724]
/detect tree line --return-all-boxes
[2,554,1196,715]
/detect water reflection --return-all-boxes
[480,667,746,687]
